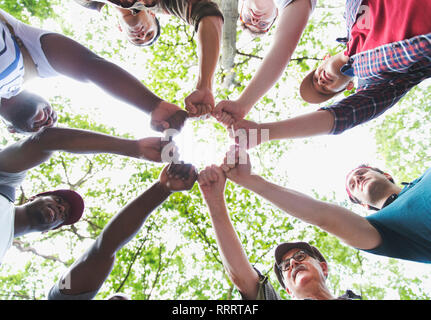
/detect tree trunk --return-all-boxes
[220,0,239,89]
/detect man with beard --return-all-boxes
[47,162,197,300]
[217,146,431,265]
[0,125,174,264]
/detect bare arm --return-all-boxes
[40,33,163,113]
[198,165,260,299]
[238,0,312,110]
[232,110,335,149]
[223,150,381,250]
[196,16,223,92]
[0,127,166,173]
[185,15,223,117]
[214,0,312,122]
[54,162,198,296]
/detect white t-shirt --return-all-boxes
[275,0,317,11]
[0,17,25,99]
[0,169,26,264]
[0,195,15,263]
[0,9,59,99]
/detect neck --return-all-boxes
[370,184,402,210]
[13,206,32,237]
[294,282,335,300]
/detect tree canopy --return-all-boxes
[0,0,430,301]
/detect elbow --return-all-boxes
[226,267,248,291]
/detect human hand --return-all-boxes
[184,87,215,118]
[220,145,253,186]
[150,101,188,133]
[229,119,267,149]
[134,137,179,163]
[159,161,198,192]
[212,99,249,127]
[198,165,227,202]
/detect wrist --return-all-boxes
[149,98,165,114]
[231,174,258,188]
[203,193,225,205]
[196,79,213,91]
[236,95,254,112]
[154,181,173,197]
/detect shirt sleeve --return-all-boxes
[189,1,224,32]
[240,268,282,300]
[319,79,416,135]
[73,0,106,12]
[47,281,98,300]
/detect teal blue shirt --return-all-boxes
[364,168,431,263]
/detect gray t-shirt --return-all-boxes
[47,281,98,300]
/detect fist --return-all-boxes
[159,161,198,192]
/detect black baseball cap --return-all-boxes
[273,241,327,289]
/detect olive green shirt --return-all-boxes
[241,269,362,300]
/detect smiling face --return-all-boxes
[281,248,328,298]
[239,0,278,34]
[25,195,70,232]
[312,53,354,95]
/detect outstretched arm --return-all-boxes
[214,0,312,123]
[222,147,382,250]
[231,110,334,149]
[40,33,187,132]
[51,162,197,298]
[185,15,223,117]
[198,165,260,300]
[0,127,171,173]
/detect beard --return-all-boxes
[26,205,58,230]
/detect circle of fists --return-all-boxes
[198,145,252,201]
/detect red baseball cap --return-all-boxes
[35,189,84,229]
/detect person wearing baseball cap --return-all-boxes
[47,162,198,300]
[0,126,175,264]
[218,146,431,267]
[272,241,360,300]
[198,159,360,300]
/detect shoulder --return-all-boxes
[277,0,317,11]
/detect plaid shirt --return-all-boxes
[321,0,431,134]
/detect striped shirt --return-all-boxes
[0,19,24,99]
[320,1,431,134]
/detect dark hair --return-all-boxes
[1,91,47,133]
[348,164,395,210]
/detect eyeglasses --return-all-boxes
[239,2,277,34]
[278,250,309,272]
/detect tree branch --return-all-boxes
[12,240,68,266]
